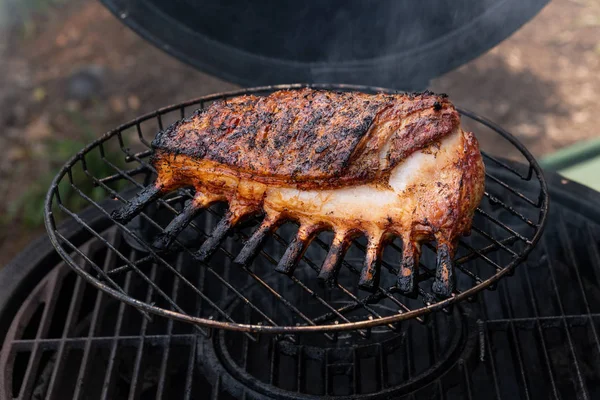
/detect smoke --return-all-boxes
[305,0,548,91]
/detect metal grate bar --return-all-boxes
[73,231,120,399]
[404,324,414,380]
[470,226,518,257]
[521,257,561,398]
[459,361,473,400]
[587,224,600,292]
[183,333,197,400]
[269,339,277,386]
[101,250,138,400]
[155,253,184,400]
[456,236,518,265]
[55,230,151,321]
[45,267,87,400]
[498,277,532,399]
[483,192,537,228]
[96,165,149,186]
[377,344,387,390]
[430,316,446,400]
[288,275,369,338]
[107,255,153,276]
[557,214,600,356]
[458,242,503,272]
[486,314,600,325]
[237,264,335,341]
[193,250,209,339]
[541,237,590,399]
[298,345,305,393]
[335,285,394,330]
[58,195,229,335]
[481,323,502,400]
[124,149,152,162]
[135,122,151,148]
[352,348,358,395]
[481,151,532,181]
[485,172,538,207]
[119,146,156,170]
[475,208,532,245]
[241,307,251,370]
[19,261,76,399]
[128,262,159,400]
[473,280,502,399]
[310,291,384,324]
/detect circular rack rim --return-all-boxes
[44,83,550,334]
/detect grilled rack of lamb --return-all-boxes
[112,88,485,297]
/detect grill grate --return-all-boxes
[2,189,599,399]
[43,84,548,335]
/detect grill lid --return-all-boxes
[100,0,548,89]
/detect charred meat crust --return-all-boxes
[151,88,458,190]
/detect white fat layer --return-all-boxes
[266,129,463,224]
[388,128,462,193]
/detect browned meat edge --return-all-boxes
[151,88,459,189]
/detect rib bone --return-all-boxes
[432,238,456,297]
[398,238,422,296]
[152,193,214,250]
[234,214,282,266]
[358,234,384,291]
[111,184,164,224]
[194,204,257,262]
[274,224,323,275]
[318,230,354,287]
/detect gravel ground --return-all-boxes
[0,0,598,265]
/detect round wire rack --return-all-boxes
[44,84,549,336]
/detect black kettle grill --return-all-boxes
[5,1,600,399]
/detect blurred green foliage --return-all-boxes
[3,111,127,228]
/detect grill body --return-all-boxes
[0,170,598,399]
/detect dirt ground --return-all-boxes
[0,0,599,265]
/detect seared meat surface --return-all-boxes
[113,88,485,297]
[152,88,458,188]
